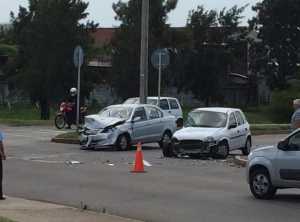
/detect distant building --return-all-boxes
[88,28,115,68]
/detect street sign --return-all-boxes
[151,48,170,70]
[73,45,84,68]
[151,48,170,103]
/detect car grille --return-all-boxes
[84,129,100,135]
[179,140,204,150]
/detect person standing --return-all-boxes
[291,99,300,131]
[0,131,6,200]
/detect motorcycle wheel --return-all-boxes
[55,114,66,129]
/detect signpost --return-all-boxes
[151,48,170,103]
[73,45,84,129]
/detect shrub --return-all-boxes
[268,85,300,123]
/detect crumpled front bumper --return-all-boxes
[172,140,217,155]
[79,132,117,149]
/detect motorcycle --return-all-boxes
[54,102,87,129]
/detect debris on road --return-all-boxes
[65,160,82,166]
[143,160,152,167]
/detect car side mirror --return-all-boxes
[132,116,141,122]
[278,140,289,151]
[228,123,237,129]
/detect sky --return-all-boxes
[0,0,261,26]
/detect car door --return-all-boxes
[145,106,164,141]
[168,98,181,119]
[234,111,248,148]
[131,107,150,143]
[275,131,300,187]
[227,112,240,150]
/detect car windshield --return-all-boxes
[123,98,139,104]
[124,98,164,106]
[186,111,227,128]
[147,99,158,105]
[99,107,133,120]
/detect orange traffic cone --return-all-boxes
[131,142,146,173]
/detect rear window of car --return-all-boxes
[169,99,179,109]
[159,99,170,110]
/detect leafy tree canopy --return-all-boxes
[252,0,300,89]
[11,0,97,119]
[111,0,178,99]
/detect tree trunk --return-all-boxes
[39,98,50,120]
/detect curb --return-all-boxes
[233,155,248,167]
[51,137,79,144]
[0,196,143,222]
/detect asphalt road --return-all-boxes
[2,125,300,222]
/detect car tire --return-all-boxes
[213,141,229,159]
[116,134,130,151]
[242,137,252,155]
[160,131,173,157]
[249,168,277,199]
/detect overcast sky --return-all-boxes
[0,0,260,26]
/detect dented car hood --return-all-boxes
[84,115,126,129]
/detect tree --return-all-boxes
[179,5,246,106]
[253,0,300,89]
[11,0,97,119]
[111,0,178,99]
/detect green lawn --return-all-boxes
[0,104,53,126]
[0,104,287,126]
[0,217,16,222]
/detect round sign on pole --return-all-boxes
[151,48,170,70]
[73,45,84,68]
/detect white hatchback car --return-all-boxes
[168,108,252,158]
[247,129,300,199]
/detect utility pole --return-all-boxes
[139,0,149,104]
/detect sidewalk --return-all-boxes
[0,197,142,222]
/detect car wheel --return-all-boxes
[116,134,130,151]
[160,132,173,157]
[242,137,252,155]
[213,141,229,159]
[250,168,277,199]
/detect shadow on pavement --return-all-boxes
[273,194,300,203]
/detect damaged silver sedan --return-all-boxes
[79,104,177,150]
